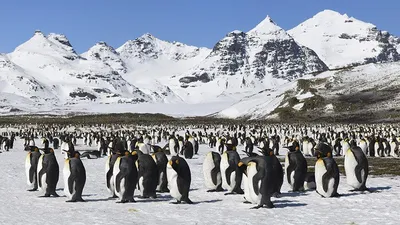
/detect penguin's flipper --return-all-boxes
[210,166,219,185]
[29,166,35,184]
[68,174,76,195]
[106,170,113,189]
[225,166,234,186]
[354,164,363,184]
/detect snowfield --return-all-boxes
[1,138,400,225]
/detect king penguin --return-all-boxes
[105,141,125,198]
[284,140,307,192]
[37,147,59,197]
[203,151,223,192]
[137,153,158,198]
[220,143,244,195]
[63,151,86,202]
[167,155,193,204]
[314,142,340,198]
[113,151,138,203]
[344,141,369,191]
[25,146,42,191]
[258,146,283,196]
[152,151,170,193]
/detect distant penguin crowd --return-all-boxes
[3,122,396,207]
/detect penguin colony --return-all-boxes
[12,123,399,207]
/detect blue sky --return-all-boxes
[0,0,398,53]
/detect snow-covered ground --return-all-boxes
[1,138,399,224]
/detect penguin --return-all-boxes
[37,148,59,197]
[238,156,275,209]
[284,140,307,192]
[202,151,223,192]
[181,140,194,159]
[314,143,340,198]
[220,144,244,195]
[136,154,158,198]
[344,142,369,191]
[258,146,283,196]
[167,155,193,204]
[63,151,86,202]
[113,151,138,203]
[25,146,42,191]
[169,136,179,155]
[152,151,169,193]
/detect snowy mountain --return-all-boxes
[172,16,328,103]
[288,10,400,69]
[0,9,399,120]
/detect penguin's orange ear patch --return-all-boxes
[295,146,299,151]
[131,151,137,156]
[175,159,179,164]
[269,151,274,156]
[168,160,173,166]
[327,152,331,158]
[238,162,244,167]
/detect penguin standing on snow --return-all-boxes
[25,146,42,191]
[220,143,244,195]
[258,146,283,196]
[203,151,223,192]
[63,151,86,202]
[152,151,169,193]
[167,155,193,204]
[37,147,59,197]
[105,140,122,198]
[314,142,340,198]
[344,141,369,191]
[181,139,194,159]
[284,140,307,192]
[238,155,275,209]
[113,151,138,203]
[137,153,158,198]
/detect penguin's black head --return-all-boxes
[285,140,300,152]
[169,156,180,170]
[314,142,332,159]
[258,146,274,156]
[237,161,248,175]
[225,143,236,151]
[74,152,81,159]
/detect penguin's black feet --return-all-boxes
[265,201,275,208]
[171,200,181,204]
[185,198,193,204]
[42,193,51,197]
[66,199,76,202]
[76,198,85,202]
[251,205,263,209]
[243,200,252,204]
[51,192,60,197]
[138,195,149,199]
[332,192,341,198]
[224,192,235,196]
[27,188,38,192]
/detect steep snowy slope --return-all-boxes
[288,10,400,69]
[217,62,400,122]
[7,31,154,105]
[171,16,328,103]
[117,33,211,78]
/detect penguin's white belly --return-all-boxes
[156,172,164,190]
[390,143,396,157]
[179,141,183,152]
[25,153,33,186]
[138,177,144,194]
[105,157,115,195]
[228,171,236,192]
[344,150,362,189]
[315,159,335,197]
[63,160,75,200]
[220,153,230,190]
[302,141,309,155]
[203,154,217,189]
[359,142,368,155]
[112,158,122,197]
[118,178,126,200]
[169,140,177,155]
[242,175,251,203]
[37,155,46,191]
[247,163,261,204]
[167,164,181,200]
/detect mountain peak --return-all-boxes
[314,9,347,19]
[247,15,289,40]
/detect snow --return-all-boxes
[296,92,314,100]
[293,103,304,111]
[288,9,390,69]
[1,138,400,224]
[247,15,290,40]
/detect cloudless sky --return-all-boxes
[0,0,398,53]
